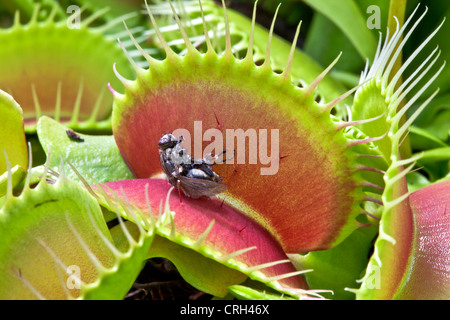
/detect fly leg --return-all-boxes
[176,179,182,203]
[204,149,235,165]
[171,166,184,203]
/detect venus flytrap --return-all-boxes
[94,0,414,299]
[0,144,156,299]
[0,90,28,197]
[344,4,449,299]
[0,90,27,175]
[77,188,156,300]
[143,0,350,107]
[0,3,136,133]
[0,152,113,299]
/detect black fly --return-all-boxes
[158,133,232,199]
[66,129,84,142]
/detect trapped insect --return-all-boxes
[158,133,233,199]
[66,129,84,142]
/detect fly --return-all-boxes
[66,129,84,142]
[158,133,233,199]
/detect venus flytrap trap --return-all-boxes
[344,4,450,299]
[109,0,387,254]
[0,145,156,299]
[94,179,324,299]
[144,0,350,107]
[0,3,137,133]
[59,0,145,27]
[0,89,28,197]
[75,186,156,300]
[0,151,112,299]
[99,0,404,299]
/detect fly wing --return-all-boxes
[178,176,227,199]
[160,151,178,187]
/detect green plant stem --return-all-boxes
[388,0,411,159]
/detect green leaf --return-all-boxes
[147,235,247,298]
[416,147,450,164]
[228,281,296,300]
[291,226,378,300]
[414,147,450,181]
[409,126,448,150]
[81,215,155,300]
[406,171,431,192]
[303,0,377,61]
[304,11,364,73]
[0,165,116,299]
[37,116,134,184]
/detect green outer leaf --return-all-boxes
[37,116,134,183]
[2,0,65,21]
[81,217,155,300]
[291,226,378,300]
[303,0,377,60]
[0,171,115,299]
[415,147,450,164]
[409,126,448,150]
[406,171,430,193]
[228,282,296,300]
[304,11,363,73]
[147,235,247,298]
[0,89,27,174]
[411,94,450,143]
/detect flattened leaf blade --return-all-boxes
[37,116,134,184]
